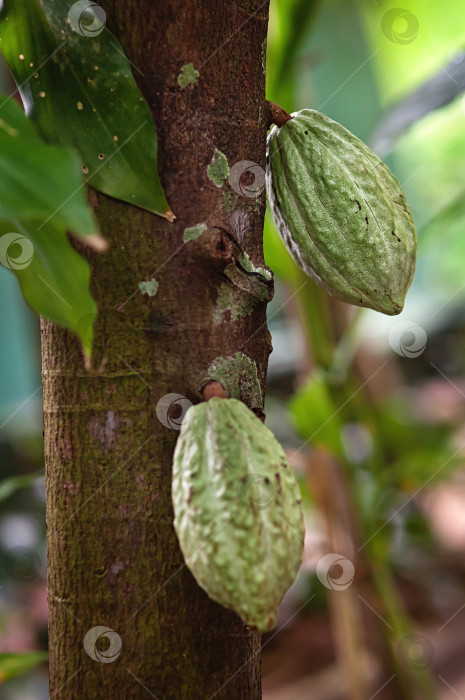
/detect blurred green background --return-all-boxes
[2,0,465,697]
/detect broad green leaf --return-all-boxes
[0,0,174,220]
[0,651,48,683]
[1,218,96,357]
[0,98,96,235]
[0,471,43,503]
[0,97,99,357]
[289,371,343,457]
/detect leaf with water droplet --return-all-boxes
[0,0,174,220]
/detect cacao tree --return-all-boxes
[0,0,272,696]
[0,0,439,698]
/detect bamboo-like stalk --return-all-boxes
[370,560,438,700]
[309,448,369,700]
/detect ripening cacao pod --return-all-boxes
[172,397,305,632]
[266,109,417,315]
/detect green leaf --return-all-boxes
[0,471,43,503]
[289,371,343,457]
[0,0,174,220]
[0,651,48,683]
[1,218,97,356]
[0,98,96,235]
[0,98,99,357]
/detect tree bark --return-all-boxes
[43,1,271,697]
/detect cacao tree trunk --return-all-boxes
[43,1,271,696]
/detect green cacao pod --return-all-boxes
[266,109,417,315]
[172,397,305,632]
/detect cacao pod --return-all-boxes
[266,109,417,315]
[172,397,305,632]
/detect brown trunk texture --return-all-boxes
[43,1,271,697]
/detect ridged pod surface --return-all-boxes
[172,398,305,632]
[266,109,417,315]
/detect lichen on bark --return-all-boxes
[213,256,273,323]
[205,352,263,408]
[207,148,230,187]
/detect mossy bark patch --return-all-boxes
[239,252,272,280]
[207,148,229,187]
[184,223,207,242]
[206,352,263,408]
[177,63,199,87]
[138,278,159,296]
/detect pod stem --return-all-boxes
[202,381,227,401]
[266,101,293,128]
